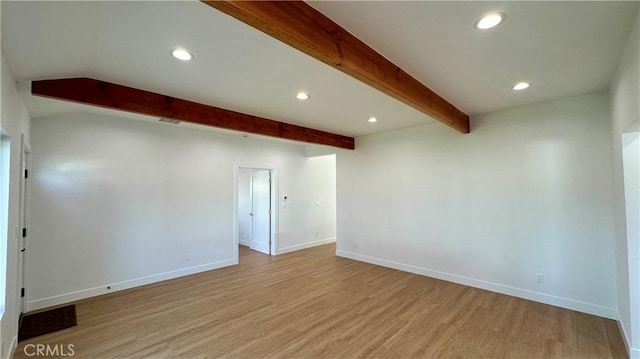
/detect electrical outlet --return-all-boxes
[185,253,190,262]
[315,232,319,238]
[354,241,359,249]
[536,273,544,283]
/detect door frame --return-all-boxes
[233,163,278,261]
[17,133,31,314]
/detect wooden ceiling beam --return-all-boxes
[31,78,355,150]
[202,1,470,133]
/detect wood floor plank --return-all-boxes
[576,311,614,359]
[604,319,630,359]
[13,244,625,358]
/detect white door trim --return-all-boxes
[18,133,31,314]
[233,163,278,261]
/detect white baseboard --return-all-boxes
[617,314,632,358]
[27,258,236,312]
[276,237,336,255]
[8,335,17,359]
[627,324,639,359]
[336,250,618,320]
[239,239,250,247]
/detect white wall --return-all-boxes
[337,92,617,318]
[28,112,336,310]
[278,154,336,252]
[0,53,32,359]
[610,7,640,357]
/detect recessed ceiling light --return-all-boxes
[171,48,193,61]
[368,117,378,123]
[475,12,506,30]
[512,82,531,91]
[296,92,310,100]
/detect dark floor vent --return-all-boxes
[18,305,77,341]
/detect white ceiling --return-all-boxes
[309,1,638,116]
[2,1,638,139]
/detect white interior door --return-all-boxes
[237,171,251,246]
[249,170,271,254]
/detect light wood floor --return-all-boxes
[15,244,627,358]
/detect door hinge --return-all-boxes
[22,228,27,238]
[268,240,272,246]
[24,169,29,179]
[268,209,271,215]
[21,288,25,298]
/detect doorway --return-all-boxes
[235,166,277,258]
